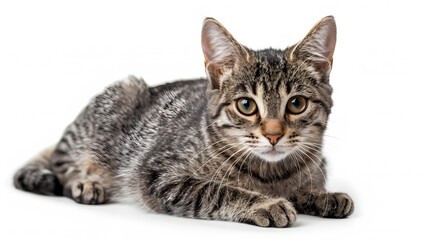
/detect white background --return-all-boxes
[1,0,428,239]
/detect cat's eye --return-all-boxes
[287,96,307,114]
[236,98,258,116]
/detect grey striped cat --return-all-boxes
[14,16,353,227]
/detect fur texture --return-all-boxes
[14,16,353,227]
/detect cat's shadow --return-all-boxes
[15,188,330,230]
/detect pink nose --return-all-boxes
[264,134,283,145]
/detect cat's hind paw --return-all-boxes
[64,181,106,205]
[14,167,62,196]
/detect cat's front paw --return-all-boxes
[64,181,106,205]
[243,198,297,228]
[319,192,354,218]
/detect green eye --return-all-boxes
[236,98,258,116]
[287,96,307,114]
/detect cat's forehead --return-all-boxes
[225,48,312,94]
[253,48,285,65]
[221,47,325,102]
[250,49,288,92]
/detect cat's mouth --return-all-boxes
[261,148,285,155]
[255,147,289,162]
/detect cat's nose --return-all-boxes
[261,119,284,145]
[264,134,283,146]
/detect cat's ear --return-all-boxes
[201,18,250,89]
[288,16,337,77]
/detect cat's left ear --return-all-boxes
[201,18,251,90]
[287,16,337,78]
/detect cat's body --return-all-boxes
[14,16,353,227]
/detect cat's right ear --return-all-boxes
[201,18,250,90]
[287,16,337,79]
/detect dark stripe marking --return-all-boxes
[212,102,230,119]
[312,100,330,114]
[193,182,209,217]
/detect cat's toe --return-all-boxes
[64,181,106,205]
[336,193,354,217]
[321,192,354,218]
[244,198,296,228]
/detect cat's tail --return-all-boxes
[13,146,63,196]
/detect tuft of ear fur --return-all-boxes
[288,16,337,76]
[201,18,250,89]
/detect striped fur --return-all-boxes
[14,16,353,227]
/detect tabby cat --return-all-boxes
[14,16,353,227]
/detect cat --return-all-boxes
[13,16,353,228]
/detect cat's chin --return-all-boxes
[254,148,289,162]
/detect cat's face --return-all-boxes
[202,17,336,163]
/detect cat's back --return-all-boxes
[147,78,208,122]
[113,78,208,157]
[80,76,208,156]
[92,76,208,126]
[149,78,207,98]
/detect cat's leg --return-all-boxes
[289,156,354,218]
[50,147,113,205]
[51,76,149,204]
[14,75,148,203]
[14,147,63,196]
[13,144,113,204]
[293,189,354,218]
[147,176,297,228]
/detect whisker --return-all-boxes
[236,150,254,183]
[189,138,226,162]
[187,142,240,182]
[222,148,252,194]
[296,145,325,177]
[289,151,302,188]
[293,148,314,193]
[296,144,330,215]
[212,146,249,201]
[245,151,258,188]
[298,143,326,167]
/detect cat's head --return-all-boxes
[202,16,336,162]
